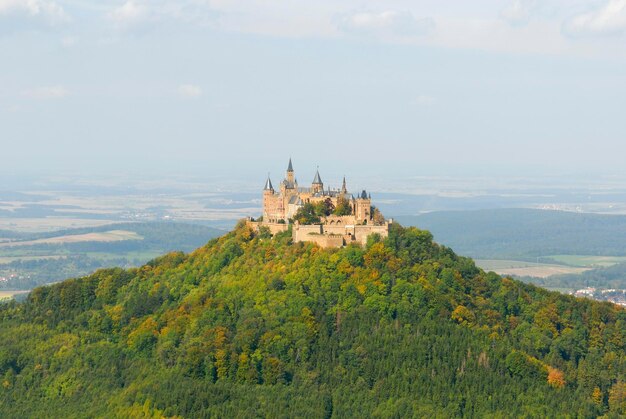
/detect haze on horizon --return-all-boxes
[1,0,626,179]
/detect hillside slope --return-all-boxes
[0,223,625,417]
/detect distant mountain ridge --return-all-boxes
[397,208,626,259]
[0,222,624,416]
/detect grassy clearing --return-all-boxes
[547,255,626,267]
[475,259,590,279]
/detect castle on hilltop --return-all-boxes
[248,159,391,248]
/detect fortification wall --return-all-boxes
[292,224,322,242]
[247,220,289,235]
[353,224,389,245]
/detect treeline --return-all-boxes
[0,223,625,417]
[527,262,626,290]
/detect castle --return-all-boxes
[248,159,391,248]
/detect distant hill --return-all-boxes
[397,209,626,259]
[0,223,624,417]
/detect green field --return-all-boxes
[547,255,626,267]
[475,259,589,279]
[476,260,552,270]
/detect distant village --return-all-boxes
[571,287,626,307]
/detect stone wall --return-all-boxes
[292,220,390,248]
[247,220,289,235]
[249,218,391,249]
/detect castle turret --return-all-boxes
[286,158,295,185]
[264,175,274,192]
[312,168,323,194]
[263,175,280,221]
[355,189,371,223]
[341,176,347,194]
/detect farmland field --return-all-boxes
[475,259,590,278]
[0,290,29,300]
[0,255,64,263]
[0,222,223,291]
[546,255,626,267]
[0,230,142,248]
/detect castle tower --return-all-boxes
[341,176,347,194]
[312,168,323,194]
[286,158,295,185]
[263,175,276,221]
[354,189,371,223]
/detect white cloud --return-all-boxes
[0,0,69,24]
[564,0,626,36]
[108,1,148,24]
[337,10,434,37]
[501,0,536,26]
[22,85,68,99]
[106,0,218,27]
[178,84,202,98]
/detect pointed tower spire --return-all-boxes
[312,167,322,185]
[285,158,295,186]
[341,176,347,194]
[311,166,323,194]
[264,173,274,191]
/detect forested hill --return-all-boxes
[1,223,625,417]
[397,208,626,258]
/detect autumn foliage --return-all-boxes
[0,223,624,417]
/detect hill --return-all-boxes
[397,209,626,259]
[0,223,625,417]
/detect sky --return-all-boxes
[1,0,626,181]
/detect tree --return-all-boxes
[314,198,335,217]
[334,197,352,216]
[609,382,626,414]
[547,367,565,389]
[371,206,385,225]
[294,203,321,224]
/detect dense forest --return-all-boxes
[0,222,625,417]
[399,209,626,258]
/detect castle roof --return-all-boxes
[264,176,274,191]
[282,179,296,189]
[312,169,323,185]
[287,158,293,172]
[288,196,303,205]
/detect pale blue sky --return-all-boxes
[1,0,626,179]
